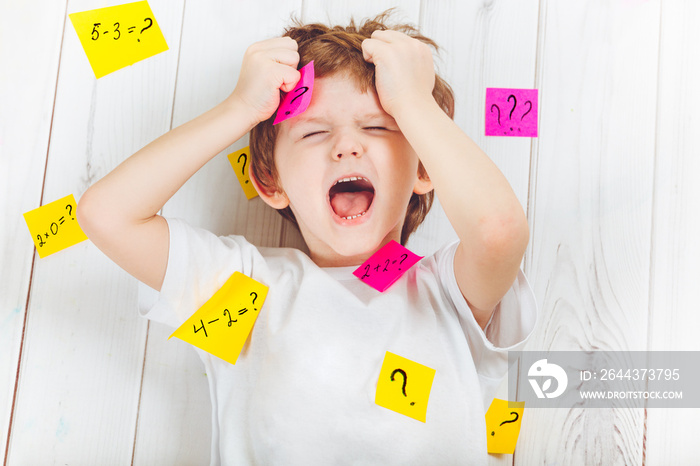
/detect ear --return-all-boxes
[249,169,290,209]
[412,168,433,195]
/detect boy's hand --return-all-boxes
[361,30,435,117]
[228,37,301,127]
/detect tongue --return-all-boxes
[330,191,373,218]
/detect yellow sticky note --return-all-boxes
[23,194,88,258]
[485,398,525,454]
[69,1,168,78]
[375,351,436,422]
[169,272,268,365]
[227,146,258,200]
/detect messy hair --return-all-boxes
[249,10,455,246]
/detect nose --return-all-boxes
[331,129,364,160]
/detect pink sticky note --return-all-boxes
[353,241,423,292]
[485,88,538,137]
[273,61,314,125]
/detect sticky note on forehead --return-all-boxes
[485,88,538,137]
[353,240,422,292]
[273,61,314,125]
[375,351,436,422]
[169,272,268,365]
[485,398,525,454]
[69,1,168,79]
[23,194,88,258]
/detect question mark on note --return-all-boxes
[138,17,153,42]
[285,86,309,115]
[66,204,74,219]
[274,61,314,125]
[521,101,532,121]
[391,369,415,406]
[375,352,435,422]
[250,292,258,310]
[491,411,519,436]
[227,146,258,200]
[237,152,248,183]
[485,88,538,137]
[491,104,501,126]
[398,253,408,270]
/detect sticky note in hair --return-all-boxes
[353,240,422,292]
[273,61,314,125]
[69,1,168,79]
[169,272,268,365]
[485,88,538,137]
[375,351,436,422]
[485,398,525,454]
[227,146,258,199]
[23,194,88,258]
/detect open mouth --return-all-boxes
[329,176,375,220]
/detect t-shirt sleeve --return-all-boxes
[138,217,261,329]
[435,240,538,405]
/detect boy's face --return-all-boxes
[267,74,432,267]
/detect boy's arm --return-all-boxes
[363,31,529,330]
[77,37,300,291]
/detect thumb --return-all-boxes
[279,68,301,93]
[361,38,377,64]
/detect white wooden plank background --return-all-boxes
[0,0,68,460]
[2,0,699,464]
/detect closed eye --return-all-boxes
[364,126,388,131]
[302,131,327,138]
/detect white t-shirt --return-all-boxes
[139,218,538,465]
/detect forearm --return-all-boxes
[394,97,528,248]
[79,97,253,227]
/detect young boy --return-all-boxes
[78,13,537,465]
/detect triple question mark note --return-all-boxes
[485,88,538,137]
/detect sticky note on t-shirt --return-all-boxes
[375,351,436,422]
[353,240,422,292]
[227,146,258,199]
[69,1,168,78]
[485,398,525,454]
[169,272,268,365]
[273,61,314,125]
[23,194,88,258]
[485,88,538,137]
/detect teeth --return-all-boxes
[333,176,369,186]
[340,210,368,220]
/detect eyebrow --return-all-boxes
[288,111,393,130]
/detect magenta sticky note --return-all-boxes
[353,241,423,292]
[485,88,538,137]
[273,61,314,125]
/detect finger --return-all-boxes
[278,66,301,93]
[361,37,383,63]
[266,47,300,68]
[370,29,408,43]
[254,36,298,52]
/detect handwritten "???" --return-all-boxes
[485,88,538,137]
